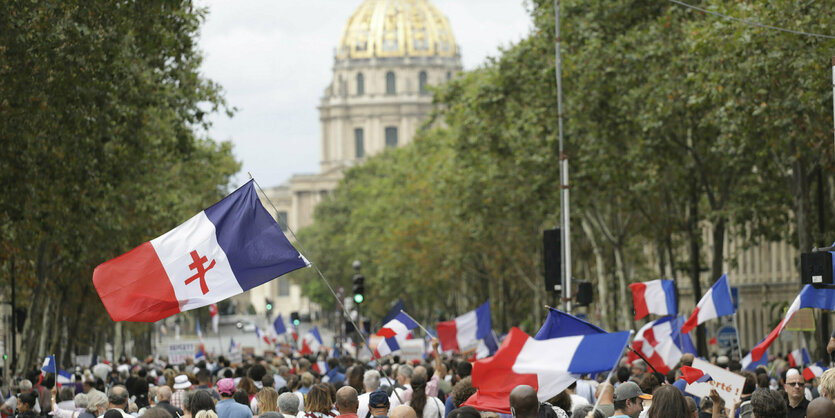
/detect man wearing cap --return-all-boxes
[367,391,390,418]
[612,382,650,418]
[170,375,190,411]
[216,378,253,418]
[784,369,809,418]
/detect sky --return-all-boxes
[197,1,534,188]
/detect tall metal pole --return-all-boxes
[831,57,835,151]
[555,0,572,313]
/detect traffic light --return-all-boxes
[291,312,300,326]
[265,298,273,311]
[352,273,365,304]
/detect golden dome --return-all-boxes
[337,0,457,60]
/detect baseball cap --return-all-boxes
[217,378,236,396]
[613,381,652,402]
[369,390,390,408]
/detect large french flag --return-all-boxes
[535,307,605,339]
[628,279,677,320]
[788,347,811,368]
[437,301,491,352]
[93,180,309,322]
[750,285,835,361]
[681,274,735,334]
[375,311,419,356]
[741,342,768,371]
[628,316,695,375]
[300,326,323,355]
[462,327,630,414]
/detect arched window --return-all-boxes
[356,72,364,96]
[419,71,428,94]
[386,71,396,94]
[354,128,364,158]
[385,126,398,148]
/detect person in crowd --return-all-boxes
[56,387,77,411]
[509,385,539,418]
[255,388,279,416]
[750,389,786,418]
[2,380,41,416]
[646,385,691,418]
[367,391,390,418]
[101,385,131,418]
[806,397,835,418]
[591,383,614,417]
[445,407,478,418]
[734,371,756,418]
[405,376,442,418]
[544,391,570,418]
[819,368,835,400]
[216,378,252,418]
[134,377,151,413]
[155,386,184,418]
[15,393,39,418]
[629,361,647,384]
[237,378,258,404]
[233,391,250,408]
[249,366,268,391]
[302,384,336,418]
[389,406,416,418]
[389,367,413,408]
[299,374,315,397]
[568,405,604,418]
[325,360,346,388]
[50,387,91,418]
[187,391,216,418]
[140,406,174,418]
[171,376,191,411]
[358,371,381,418]
[783,369,809,417]
[195,370,220,401]
[277,393,299,418]
[195,411,219,418]
[684,397,697,418]
[444,377,475,418]
[565,382,589,412]
[334,387,359,418]
[86,390,109,418]
[611,382,650,418]
[442,363,471,418]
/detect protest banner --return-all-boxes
[167,342,196,365]
[685,358,746,410]
[400,339,426,362]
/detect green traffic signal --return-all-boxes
[354,293,364,304]
[293,319,300,326]
[266,303,272,310]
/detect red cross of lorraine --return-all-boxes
[185,250,215,295]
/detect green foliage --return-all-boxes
[0,0,239,367]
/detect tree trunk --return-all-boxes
[711,217,726,283]
[614,247,630,331]
[791,140,813,254]
[688,186,707,356]
[581,217,612,330]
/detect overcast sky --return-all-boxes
[197,1,534,188]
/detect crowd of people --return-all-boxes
[2,340,835,418]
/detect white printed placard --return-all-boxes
[167,342,196,365]
[399,339,426,362]
[684,358,746,408]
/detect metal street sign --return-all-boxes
[717,326,738,349]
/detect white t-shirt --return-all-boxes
[356,392,371,418]
[406,397,444,418]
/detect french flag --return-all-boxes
[741,344,768,371]
[751,285,835,361]
[680,366,712,384]
[375,311,419,356]
[312,359,328,374]
[41,355,56,374]
[628,316,695,375]
[300,326,323,355]
[681,274,735,333]
[437,301,491,352]
[788,347,811,368]
[461,327,630,414]
[93,180,309,322]
[56,369,73,387]
[803,364,827,381]
[535,307,605,339]
[274,314,287,336]
[255,326,271,345]
[628,279,677,320]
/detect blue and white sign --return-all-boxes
[717,326,738,349]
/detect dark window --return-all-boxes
[419,71,428,94]
[356,72,364,95]
[277,277,290,296]
[385,126,398,148]
[446,71,452,81]
[355,128,364,158]
[386,71,396,94]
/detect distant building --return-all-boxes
[239,0,462,318]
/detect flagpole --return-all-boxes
[398,310,433,338]
[726,275,743,361]
[249,175,403,405]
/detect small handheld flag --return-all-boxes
[628,279,677,320]
[680,366,712,384]
[41,355,56,374]
[437,301,491,352]
[681,274,735,334]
